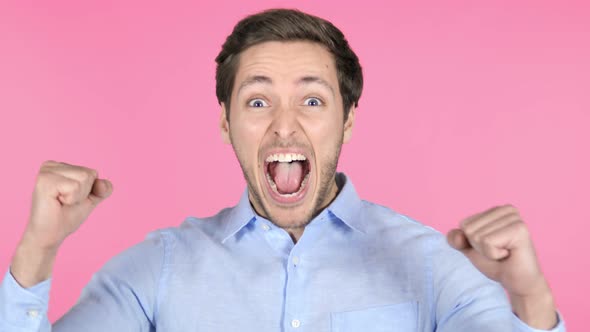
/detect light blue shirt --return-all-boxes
[0,173,565,331]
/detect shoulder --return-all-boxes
[360,200,442,242]
[145,207,235,260]
[359,200,480,276]
[358,200,468,262]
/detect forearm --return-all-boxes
[11,234,59,288]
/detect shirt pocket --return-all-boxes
[330,301,418,332]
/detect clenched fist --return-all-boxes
[447,205,558,329]
[27,160,113,248]
[11,161,113,287]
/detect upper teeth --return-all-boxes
[265,153,307,163]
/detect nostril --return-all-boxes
[273,129,297,137]
[274,128,297,136]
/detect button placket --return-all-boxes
[284,249,306,329]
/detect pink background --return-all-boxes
[1,0,588,329]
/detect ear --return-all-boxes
[220,103,231,144]
[343,106,355,143]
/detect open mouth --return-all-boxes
[264,152,311,203]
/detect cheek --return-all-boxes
[300,120,343,174]
[230,117,268,158]
[302,116,344,148]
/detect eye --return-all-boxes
[247,98,269,108]
[303,97,323,107]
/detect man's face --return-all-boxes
[220,41,354,236]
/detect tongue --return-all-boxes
[272,161,304,194]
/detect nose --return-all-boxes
[270,106,299,139]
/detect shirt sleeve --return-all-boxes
[0,269,52,332]
[431,235,566,332]
[53,230,167,332]
[512,311,566,332]
[0,230,168,332]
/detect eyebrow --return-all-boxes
[237,75,273,96]
[236,75,335,97]
[297,76,335,97]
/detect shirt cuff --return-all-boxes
[512,310,566,332]
[0,268,51,329]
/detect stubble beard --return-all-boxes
[232,138,343,231]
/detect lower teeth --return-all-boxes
[266,172,310,198]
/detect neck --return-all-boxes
[287,175,343,243]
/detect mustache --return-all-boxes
[260,139,310,151]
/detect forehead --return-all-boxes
[234,41,338,89]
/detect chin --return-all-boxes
[265,206,315,229]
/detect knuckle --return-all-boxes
[488,205,503,214]
[35,172,50,189]
[37,169,50,179]
[462,226,474,237]
[79,168,97,182]
[88,169,98,180]
[514,222,529,236]
[508,213,522,222]
[40,160,57,171]
[459,219,468,228]
[503,204,519,213]
[42,160,57,167]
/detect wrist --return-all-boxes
[510,283,558,330]
[22,223,65,251]
[10,236,60,288]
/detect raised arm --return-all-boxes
[12,160,113,287]
[442,205,565,331]
[1,160,112,331]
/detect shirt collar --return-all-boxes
[326,173,366,233]
[221,189,257,243]
[221,172,365,243]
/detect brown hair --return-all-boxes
[215,8,363,120]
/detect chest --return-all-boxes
[154,241,430,332]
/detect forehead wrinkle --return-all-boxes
[237,75,273,96]
[297,76,335,98]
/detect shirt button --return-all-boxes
[261,224,270,231]
[291,319,301,328]
[26,309,40,318]
[292,256,300,266]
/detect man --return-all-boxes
[1,8,565,331]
